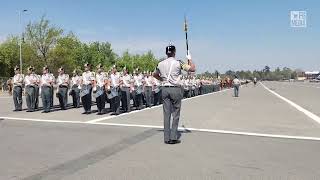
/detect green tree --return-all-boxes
[0,36,37,76]
[49,33,82,74]
[25,15,63,65]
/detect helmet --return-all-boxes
[14,65,20,71]
[166,44,176,55]
[58,67,64,72]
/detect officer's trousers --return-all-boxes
[144,86,152,108]
[183,89,190,98]
[50,85,54,107]
[96,86,105,113]
[121,87,131,112]
[71,85,80,108]
[134,92,143,110]
[57,86,68,110]
[153,90,161,106]
[81,84,92,113]
[234,85,240,97]
[41,86,52,112]
[13,86,22,110]
[34,85,39,109]
[162,86,183,142]
[25,85,36,111]
[111,96,120,114]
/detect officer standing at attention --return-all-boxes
[81,63,95,114]
[232,75,241,97]
[253,77,257,86]
[133,68,144,110]
[144,71,153,108]
[70,69,82,108]
[94,64,107,115]
[56,67,70,110]
[41,66,54,113]
[152,73,161,106]
[34,74,41,110]
[12,66,24,111]
[153,44,195,144]
[49,71,55,108]
[120,67,132,113]
[110,65,121,115]
[24,66,38,112]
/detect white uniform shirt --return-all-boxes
[110,73,120,87]
[24,73,38,86]
[156,57,190,86]
[82,71,95,85]
[41,73,54,87]
[144,76,153,87]
[57,73,70,86]
[233,78,241,85]
[121,74,132,88]
[50,73,56,86]
[13,74,24,87]
[134,74,143,87]
[191,78,197,87]
[184,79,190,86]
[153,77,161,86]
[71,75,82,86]
[196,79,201,87]
[96,72,107,87]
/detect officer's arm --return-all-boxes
[153,69,162,81]
[183,58,195,72]
[188,59,196,72]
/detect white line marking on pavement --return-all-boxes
[3,116,320,141]
[86,88,232,123]
[0,117,85,124]
[260,82,320,124]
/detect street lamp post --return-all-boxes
[19,9,27,73]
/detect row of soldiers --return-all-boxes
[11,64,217,115]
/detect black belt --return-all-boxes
[59,85,68,88]
[163,86,179,88]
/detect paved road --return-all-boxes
[1,82,320,180]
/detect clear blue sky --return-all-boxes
[0,0,319,72]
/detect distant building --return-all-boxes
[305,71,320,79]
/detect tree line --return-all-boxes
[198,66,299,81]
[0,16,159,78]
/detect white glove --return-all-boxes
[186,50,192,60]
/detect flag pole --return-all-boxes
[184,14,189,56]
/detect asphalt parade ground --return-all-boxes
[1,81,320,180]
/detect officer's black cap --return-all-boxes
[14,66,20,71]
[166,45,176,55]
[97,64,103,69]
[28,66,34,71]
